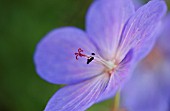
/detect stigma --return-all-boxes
[75,48,95,64]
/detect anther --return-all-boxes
[87,57,94,64]
[91,53,95,55]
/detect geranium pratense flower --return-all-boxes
[120,48,170,111]
[34,0,167,110]
[120,64,169,111]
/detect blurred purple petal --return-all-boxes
[45,74,109,111]
[158,13,170,56]
[86,0,135,60]
[121,65,168,111]
[117,0,167,62]
[34,27,105,84]
[158,61,170,100]
[133,0,143,10]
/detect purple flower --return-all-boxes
[34,0,167,110]
[120,13,170,111]
[120,64,169,111]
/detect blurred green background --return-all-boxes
[0,0,169,111]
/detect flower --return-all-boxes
[120,63,169,111]
[34,0,167,110]
[120,13,170,111]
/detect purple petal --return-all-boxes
[86,0,135,60]
[133,35,156,64]
[133,0,143,10]
[157,61,170,99]
[34,27,105,84]
[117,0,167,62]
[158,13,170,56]
[44,74,109,111]
[96,74,119,102]
[121,66,168,111]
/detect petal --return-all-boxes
[120,66,168,111]
[44,74,109,111]
[34,27,105,84]
[158,13,170,56]
[158,61,170,99]
[96,74,118,102]
[132,34,157,64]
[117,0,167,62]
[86,0,135,60]
[133,0,143,10]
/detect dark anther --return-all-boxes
[87,57,94,64]
[91,53,95,55]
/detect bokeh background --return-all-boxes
[0,0,170,111]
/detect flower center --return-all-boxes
[74,48,118,72]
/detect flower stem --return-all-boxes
[112,91,120,111]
